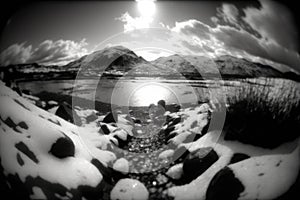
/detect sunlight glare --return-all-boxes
[130,84,172,106]
[136,0,156,18]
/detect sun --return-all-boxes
[136,0,156,18]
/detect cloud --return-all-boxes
[0,39,88,66]
[243,0,298,51]
[116,12,153,32]
[216,3,239,25]
[164,1,300,72]
[0,43,32,66]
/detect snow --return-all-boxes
[158,149,174,160]
[1,80,299,199]
[231,146,300,199]
[166,163,183,180]
[166,104,211,146]
[110,179,149,200]
[167,130,300,200]
[113,158,129,174]
[0,82,114,193]
[30,186,47,199]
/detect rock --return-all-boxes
[49,136,75,159]
[182,147,218,183]
[172,146,189,163]
[113,158,129,174]
[21,89,31,95]
[168,103,181,113]
[103,111,118,123]
[99,124,110,135]
[206,167,245,200]
[55,102,81,126]
[15,142,39,163]
[91,159,114,184]
[86,112,98,123]
[158,149,174,160]
[157,100,166,109]
[112,129,131,148]
[133,118,142,124]
[166,163,183,180]
[110,179,149,200]
[229,153,250,164]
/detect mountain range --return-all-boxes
[1,45,299,81]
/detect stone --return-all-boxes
[172,146,189,163]
[113,158,129,174]
[86,112,98,123]
[49,136,75,159]
[166,163,183,180]
[206,167,245,200]
[229,153,250,164]
[55,102,81,126]
[99,124,110,135]
[182,147,218,183]
[103,111,118,124]
[110,179,149,200]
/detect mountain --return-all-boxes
[1,45,286,80]
[65,45,175,77]
[151,54,283,79]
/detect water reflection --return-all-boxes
[128,83,178,107]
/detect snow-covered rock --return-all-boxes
[113,158,129,174]
[110,178,149,200]
[0,83,116,199]
[166,163,183,180]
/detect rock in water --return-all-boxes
[49,136,75,158]
[103,111,118,123]
[55,102,81,126]
[182,147,218,182]
[206,167,245,200]
[110,179,149,200]
[157,100,166,109]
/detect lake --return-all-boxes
[18,78,232,107]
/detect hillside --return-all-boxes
[0,46,288,80]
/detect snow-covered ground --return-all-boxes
[0,81,299,200]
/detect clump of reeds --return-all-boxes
[212,78,300,148]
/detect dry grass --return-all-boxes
[211,78,300,148]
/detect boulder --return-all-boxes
[55,102,81,126]
[99,124,110,135]
[110,179,149,200]
[103,111,118,123]
[182,147,218,183]
[172,146,189,163]
[229,153,250,164]
[49,136,75,159]
[206,167,245,200]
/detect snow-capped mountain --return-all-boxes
[151,54,283,79]
[1,45,292,80]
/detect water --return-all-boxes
[19,78,222,107]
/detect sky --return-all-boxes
[0,0,299,73]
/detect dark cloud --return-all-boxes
[243,0,298,51]
[0,39,88,66]
[216,3,239,25]
[169,1,300,72]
